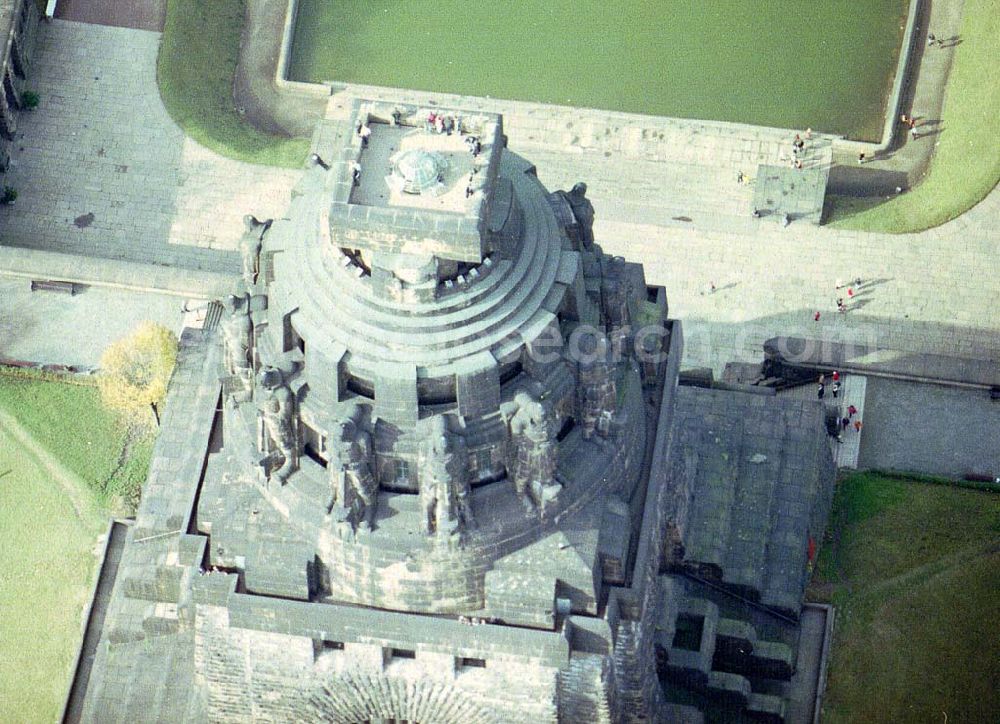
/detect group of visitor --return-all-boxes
[426,111,460,136]
[789,130,810,170]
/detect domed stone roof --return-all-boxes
[392,149,447,194]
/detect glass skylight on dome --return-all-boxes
[390,149,448,195]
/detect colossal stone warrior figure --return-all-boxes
[327,405,377,532]
[566,182,595,245]
[601,257,632,332]
[239,215,271,287]
[417,416,474,538]
[576,333,617,440]
[220,293,253,376]
[258,368,297,484]
[508,391,562,514]
[636,324,666,388]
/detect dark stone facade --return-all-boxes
[0,0,42,173]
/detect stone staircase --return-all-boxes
[657,589,792,722]
[832,373,867,469]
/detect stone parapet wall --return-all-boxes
[604,321,684,720]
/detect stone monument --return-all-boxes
[77,101,835,723]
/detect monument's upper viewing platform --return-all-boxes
[325,101,503,264]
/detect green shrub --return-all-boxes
[20,90,39,110]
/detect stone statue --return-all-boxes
[601,257,632,345]
[220,293,253,376]
[417,415,474,538]
[636,325,665,387]
[577,333,617,440]
[508,391,562,515]
[239,215,271,287]
[327,404,377,532]
[566,182,595,245]
[258,368,297,484]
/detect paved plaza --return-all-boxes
[0,22,298,274]
[1,18,997,380]
[0,277,186,368]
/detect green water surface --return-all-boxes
[290,1,908,141]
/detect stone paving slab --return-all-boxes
[0,275,186,368]
[324,90,836,232]
[858,376,1000,478]
[0,245,235,297]
[832,375,866,469]
[591,213,999,375]
[54,0,167,31]
[0,21,300,276]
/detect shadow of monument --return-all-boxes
[679,308,1000,477]
[826,164,910,197]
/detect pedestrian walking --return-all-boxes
[818,383,825,400]
[900,113,909,125]
[835,278,844,290]
[841,416,851,431]
[832,370,840,382]
[847,287,854,298]
[853,420,863,432]
[909,118,918,139]
[358,122,372,148]
[837,298,846,313]
[832,381,841,398]
[848,404,857,417]
[350,161,361,186]
[814,311,821,322]
[928,33,937,46]
[858,152,866,165]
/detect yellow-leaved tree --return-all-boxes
[98,321,179,428]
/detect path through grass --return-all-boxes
[158,0,309,168]
[812,473,1000,723]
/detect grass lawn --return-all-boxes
[0,421,106,723]
[812,472,1000,723]
[158,0,309,168]
[0,369,153,508]
[828,0,1000,232]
